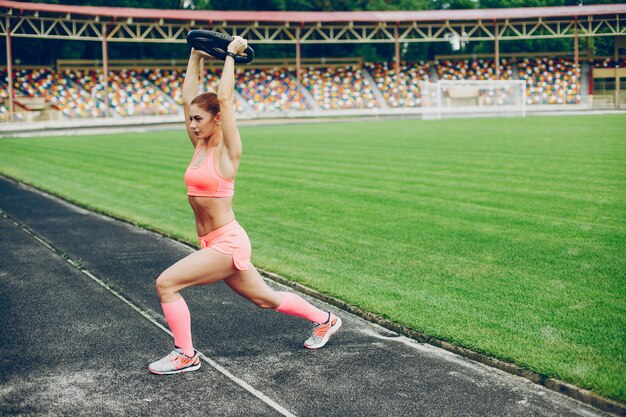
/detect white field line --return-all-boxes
[3,212,297,417]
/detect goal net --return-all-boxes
[420,80,527,119]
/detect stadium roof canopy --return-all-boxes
[1,0,625,43]
[1,1,625,23]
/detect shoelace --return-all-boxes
[165,350,191,365]
[178,355,193,365]
[314,322,331,337]
[166,351,180,361]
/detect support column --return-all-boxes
[296,26,302,105]
[574,17,579,71]
[394,24,400,84]
[102,24,110,117]
[494,20,500,80]
[574,16,580,104]
[613,37,620,109]
[6,16,14,121]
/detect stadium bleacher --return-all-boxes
[1,68,100,118]
[436,58,513,81]
[365,61,431,108]
[301,65,379,110]
[62,69,108,117]
[144,67,245,112]
[97,69,179,116]
[1,56,610,120]
[237,67,310,112]
[144,68,184,105]
[517,57,581,105]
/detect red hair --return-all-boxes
[190,92,220,117]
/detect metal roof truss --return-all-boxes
[1,12,624,43]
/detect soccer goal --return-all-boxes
[420,80,527,119]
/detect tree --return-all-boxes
[479,0,623,7]
[479,0,564,8]
[21,0,181,7]
[430,0,476,10]
[366,0,429,10]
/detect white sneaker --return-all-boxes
[148,348,201,375]
[304,313,342,349]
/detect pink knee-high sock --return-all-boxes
[275,292,329,324]
[161,297,194,357]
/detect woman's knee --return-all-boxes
[155,273,176,298]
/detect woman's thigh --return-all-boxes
[158,248,237,296]
[224,264,281,309]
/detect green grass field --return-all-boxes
[1,115,625,402]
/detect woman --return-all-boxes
[148,37,341,375]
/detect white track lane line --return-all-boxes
[2,212,297,417]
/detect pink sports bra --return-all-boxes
[184,145,234,198]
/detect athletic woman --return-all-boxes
[148,36,341,375]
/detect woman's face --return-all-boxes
[189,104,220,141]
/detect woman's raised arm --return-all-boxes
[182,50,205,147]
[217,37,247,162]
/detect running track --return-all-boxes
[0,177,610,416]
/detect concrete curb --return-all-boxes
[3,175,625,416]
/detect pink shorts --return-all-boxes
[198,220,251,271]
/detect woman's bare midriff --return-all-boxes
[188,195,235,236]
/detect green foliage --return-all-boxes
[430,0,476,9]
[588,36,617,57]
[366,0,429,10]
[205,0,366,10]
[562,0,621,4]
[21,0,181,7]
[479,0,619,7]
[352,44,382,62]
[480,0,564,7]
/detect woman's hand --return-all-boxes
[227,36,248,56]
[191,48,214,60]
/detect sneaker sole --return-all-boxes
[149,361,201,375]
[304,316,342,350]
